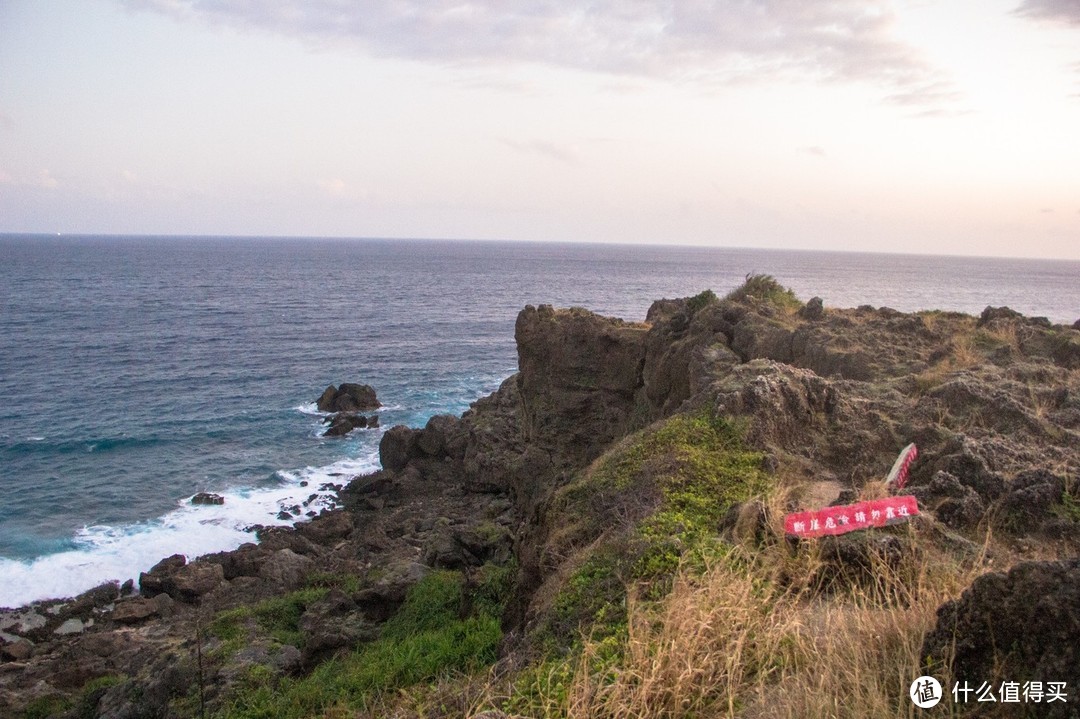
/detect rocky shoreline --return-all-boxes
[2,280,1078,718]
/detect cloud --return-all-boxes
[121,0,956,111]
[799,146,826,157]
[1014,0,1080,25]
[0,110,13,130]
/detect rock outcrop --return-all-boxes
[3,286,1079,718]
[316,383,380,413]
[922,558,1080,715]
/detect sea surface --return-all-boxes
[1,235,1077,607]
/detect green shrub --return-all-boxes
[724,273,801,311]
[686,289,719,315]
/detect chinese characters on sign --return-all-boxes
[784,495,920,538]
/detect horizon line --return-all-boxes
[1,231,1077,264]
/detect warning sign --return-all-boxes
[784,495,920,538]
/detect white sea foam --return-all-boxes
[0,453,379,608]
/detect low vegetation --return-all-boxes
[724,274,802,313]
[216,568,509,719]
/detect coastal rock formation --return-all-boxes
[321,412,377,436]
[3,283,1079,718]
[190,492,224,505]
[922,558,1080,713]
[316,383,380,413]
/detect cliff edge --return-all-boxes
[2,277,1078,718]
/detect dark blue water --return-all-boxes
[1,235,1077,606]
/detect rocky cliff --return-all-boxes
[2,279,1078,718]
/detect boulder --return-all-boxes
[203,542,264,580]
[299,589,376,664]
[417,414,461,457]
[354,561,429,621]
[295,510,354,545]
[799,296,825,320]
[191,492,224,505]
[257,549,314,590]
[164,562,225,603]
[316,383,379,413]
[379,425,422,472]
[0,638,33,661]
[138,554,187,598]
[322,412,371,437]
[977,305,1023,327]
[111,598,159,625]
[922,558,1080,710]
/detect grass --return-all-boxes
[538,412,771,651]
[216,569,506,719]
[913,334,984,394]
[209,587,329,651]
[489,512,991,719]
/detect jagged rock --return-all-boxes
[54,618,90,635]
[299,589,376,664]
[422,528,479,569]
[138,554,187,598]
[257,549,313,590]
[418,414,460,457]
[379,425,422,471]
[355,561,430,621]
[816,533,908,584]
[295,510,353,545]
[322,412,373,437]
[999,469,1065,526]
[163,561,225,603]
[909,471,987,529]
[1052,334,1080,369]
[0,638,33,661]
[922,558,1080,711]
[799,296,825,320]
[317,383,379,413]
[515,304,649,468]
[94,651,194,719]
[931,439,1006,503]
[977,305,1023,327]
[110,598,159,625]
[203,542,264,580]
[191,492,224,505]
[256,526,324,556]
[936,490,986,529]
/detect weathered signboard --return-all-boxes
[784,495,920,538]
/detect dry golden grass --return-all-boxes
[976,322,1022,355]
[490,492,995,719]
[948,335,981,369]
[913,334,984,395]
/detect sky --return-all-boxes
[1,0,1078,259]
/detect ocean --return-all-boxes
[1,235,1077,608]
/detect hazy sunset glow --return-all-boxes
[1,0,1078,258]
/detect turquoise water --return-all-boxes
[1,235,1077,606]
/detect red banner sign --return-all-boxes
[784,495,920,538]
